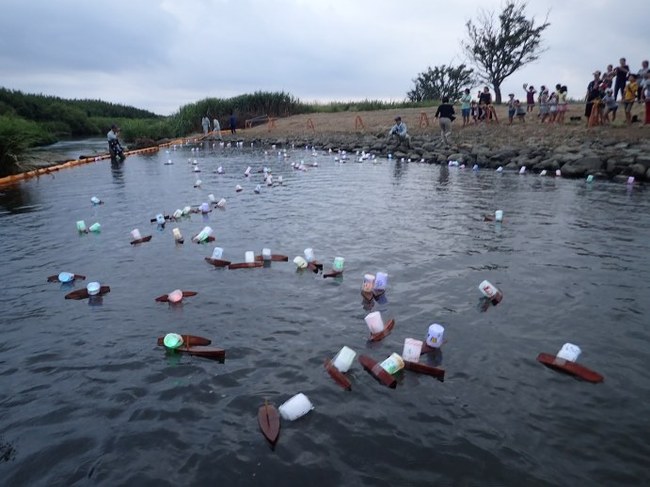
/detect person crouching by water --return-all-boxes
[388,116,410,148]
[434,97,456,146]
[107,124,125,162]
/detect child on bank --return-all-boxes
[470,101,480,124]
[623,75,638,125]
[601,89,618,123]
[515,100,526,122]
[524,84,537,112]
[460,88,472,127]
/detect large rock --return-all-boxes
[553,144,578,153]
[559,156,603,177]
[533,158,560,171]
[421,142,438,151]
[489,147,519,161]
[635,155,650,169]
[556,153,583,163]
[629,164,647,178]
[447,152,465,162]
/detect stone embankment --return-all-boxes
[218,122,650,181]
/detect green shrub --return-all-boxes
[0,116,55,176]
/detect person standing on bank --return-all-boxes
[201,115,210,135]
[212,117,222,140]
[434,97,456,146]
[460,88,472,127]
[614,57,630,101]
[623,74,638,125]
[107,124,125,162]
[229,112,237,134]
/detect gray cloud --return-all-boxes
[0,0,648,114]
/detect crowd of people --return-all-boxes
[388,57,649,147]
[585,57,650,126]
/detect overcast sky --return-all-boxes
[0,0,647,115]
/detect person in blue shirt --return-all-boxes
[388,116,410,147]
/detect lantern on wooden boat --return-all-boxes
[163,333,183,349]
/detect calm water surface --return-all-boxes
[1,141,649,486]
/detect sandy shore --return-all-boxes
[239,103,648,142]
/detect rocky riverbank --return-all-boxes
[20,105,650,182]
[223,105,650,181]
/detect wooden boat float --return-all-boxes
[65,286,111,300]
[368,318,395,342]
[324,359,352,391]
[536,353,604,383]
[403,360,445,381]
[361,290,374,302]
[323,270,343,279]
[156,334,211,347]
[254,254,289,262]
[154,291,197,303]
[258,402,281,448]
[358,354,397,389]
[204,257,232,268]
[193,236,216,243]
[157,335,225,361]
[228,262,264,270]
[163,345,226,361]
[130,235,153,245]
[47,273,85,283]
[310,261,324,271]
[420,342,447,354]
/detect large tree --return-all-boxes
[462,1,550,104]
[407,64,476,102]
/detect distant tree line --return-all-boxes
[173,91,308,135]
[0,87,433,176]
[0,87,161,138]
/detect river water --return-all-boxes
[1,141,648,486]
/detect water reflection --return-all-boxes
[111,160,124,185]
[2,147,650,486]
[392,160,405,181]
[438,165,449,187]
[0,184,38,215]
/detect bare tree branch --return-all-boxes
[462,1,550,104]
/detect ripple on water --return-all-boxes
[0,146,649,485]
